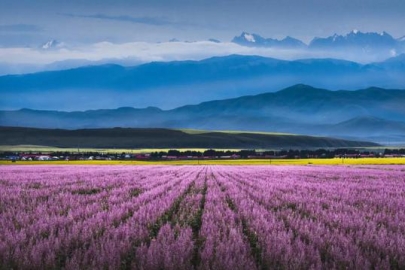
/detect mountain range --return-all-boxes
[232,30,405,52]
[2,84,405,144]
[232,30,405,63]
[28,30,405,53]
[33,30,405,51]
[1,54,405,111]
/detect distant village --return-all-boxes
[1,148,405,162]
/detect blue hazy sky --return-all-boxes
[1,0,405,46]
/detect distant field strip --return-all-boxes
[1,165,405,269]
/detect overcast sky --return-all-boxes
[1,0,405,47]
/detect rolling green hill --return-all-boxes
[0,127,378,149]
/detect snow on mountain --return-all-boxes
[40,40,64,50]
[243,33,256,43]
[232,32,264,46]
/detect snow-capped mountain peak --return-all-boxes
[231,32,265,46]
[232,32,306,48]
[40,40,64,50]
[243,33,256,43]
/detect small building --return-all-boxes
[37,155,51,161]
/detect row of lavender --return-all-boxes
[0,166,201,269]
[1,165,405,269]
[217,166,405,269]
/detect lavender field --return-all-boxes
[1,165,405,269]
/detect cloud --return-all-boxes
[0,24,42,32]
[0,41,244,65]
[0,41,313,66]
[59,13,178,27]
[0,40,393,75]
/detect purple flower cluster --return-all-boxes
[1,165,405,269]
